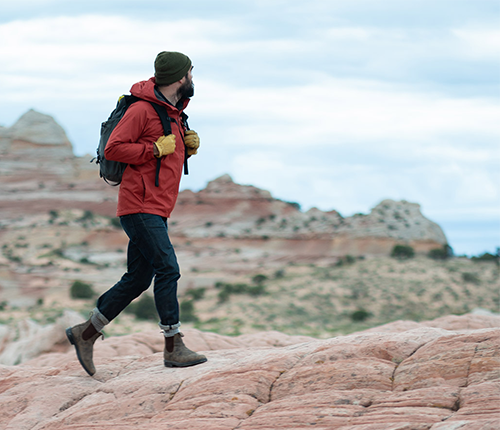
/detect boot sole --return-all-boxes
[66,327,96,376]
[164,357,207,368]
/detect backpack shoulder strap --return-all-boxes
[148,102,173,187]
[149,102,189,179]
[149,102,173,135]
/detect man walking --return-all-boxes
[66,51,207,376]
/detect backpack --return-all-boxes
[94,95,188,186]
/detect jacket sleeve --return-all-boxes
[104,102,156,165]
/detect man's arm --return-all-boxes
[104,103,156,165]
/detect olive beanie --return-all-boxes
[154,51,192,86]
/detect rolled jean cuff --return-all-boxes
[91,307,110,333]
[159,321,181,337]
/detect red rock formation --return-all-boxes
[0,314,498,429]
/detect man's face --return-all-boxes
[178,68,194,99]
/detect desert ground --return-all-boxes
[1,210,498,340]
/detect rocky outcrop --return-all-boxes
[0,110,73,156]
[0,314,498,429]
[171,175,448,253]
[0,110,116,219]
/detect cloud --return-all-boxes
[0,5,498,255]
[452,27,500,59]
[192,77,500,150]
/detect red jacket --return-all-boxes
[105,78,189,218]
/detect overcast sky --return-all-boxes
[1,0,499,256]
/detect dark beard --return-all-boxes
[177,79,194,100]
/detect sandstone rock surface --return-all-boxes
[0,314,498,430]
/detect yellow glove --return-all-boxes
[184,130,200,150]
[154,134,176,158]
[187,146,198,156]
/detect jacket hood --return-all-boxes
[130,77,189,112]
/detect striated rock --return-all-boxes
[0,314,498,429]
[0,109,117,221]
[171,175,448,254]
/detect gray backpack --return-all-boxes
[94,95,188,186]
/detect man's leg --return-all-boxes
[117,213,181,326]
[96,226,157,323]
[66,214,156,376]
[116,214,206,367]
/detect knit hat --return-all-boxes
[154,51,192,86]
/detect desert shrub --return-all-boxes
[52,248,65,258]
[428,244,453,260]
[255,217,266,226]
[350,309,371,322]
[247,285,266,296]
[180,300,198,322]
[217,283,247,303]
[391,245,415,259]
[471,252,499,263]
[336,255,356,266]
[285,201,301,211]
[462,272,480,284]
[132,295,157,320]
[185,287,206,301]
[70,280,96,299]
[252,274,268,285]
[216,282,266,303]
[48,210,59,224]
[79,257,95,265]
[79,210,94,222]
[428,247,448,260]
[274,269,285,279]
[109,218,121,229]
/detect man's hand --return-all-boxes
[154,134,176,158]
[184,130,200,150]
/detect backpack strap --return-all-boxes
[180,112,189,175]
[149,102,173,187]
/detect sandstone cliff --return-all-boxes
[172,174,447,248]
[0,313,498,429]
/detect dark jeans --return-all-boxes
[96,213,180,327]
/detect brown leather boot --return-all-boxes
[164,333,207,368]
[66,319,102,376]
